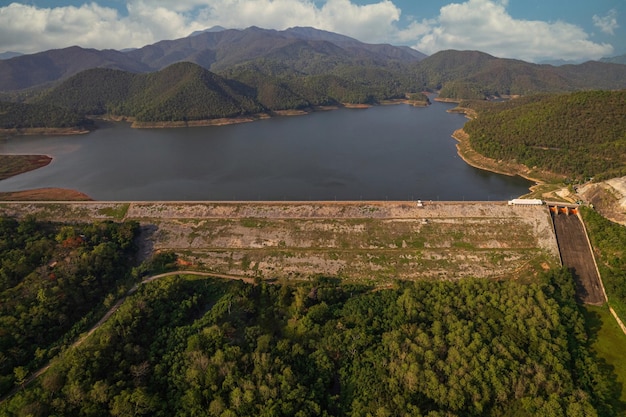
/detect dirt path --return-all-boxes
[0,271,252,404]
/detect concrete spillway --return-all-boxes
[551,211,606,305]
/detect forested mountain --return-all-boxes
[0,27,425,93]
[420,50,626,99]
[222,66,325,110]
[461,90,626,179]
[125,26,426,73]
[37,60,418,122]
[38,63,265,122]
[14,54,626,125]
[0,46,150,92]
[2,26,626,101]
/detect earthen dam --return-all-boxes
[0,200,606,300]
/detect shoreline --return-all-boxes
[0,127,91,137]
[129,100,429,128]
[1,99,431,135]
[129,114,271,129]
[0,188,92,201]
[1,101,539,202]
[0,154,53,181]
[449,102,566,197]
[451,128,558,196]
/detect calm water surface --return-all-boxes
[0,101,532,200]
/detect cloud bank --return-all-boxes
[414,0,614,62]
[0,0,615,62]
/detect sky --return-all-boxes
[0,0,624,63]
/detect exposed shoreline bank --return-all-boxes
[451,127,569,198]
[0,154,52,181]
[0,188,92,201]
[452,128,542,183]
[1,98,431,135]
[448,100,568,199]
[0,127,91,137]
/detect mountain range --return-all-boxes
[0,26,425,93]
[1,26,626,127]
[600,54,626,65]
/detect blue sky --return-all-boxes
[0,0,623,62]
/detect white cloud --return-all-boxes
[0,0,615,63]
[593,9,619,35]
[415,0,614,62]
[0,3,154,53]
[0,0,401,53]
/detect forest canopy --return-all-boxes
[0,216,139,398]
[461,90,626,180]
[1,265,619,415]
[0,102,91,130]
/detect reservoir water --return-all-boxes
[0,100,532,201]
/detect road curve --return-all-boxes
[0,270,254,404]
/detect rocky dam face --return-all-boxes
[0,201,561,283]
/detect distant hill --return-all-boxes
[0,46,150,91]
[188,25,228,37]
[0,51,22,60]
[124,26,425,73]
[600,54,626,65]
[418,50,626,99]
[38,62,264,122]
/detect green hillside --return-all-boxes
[38,63,264,122]
[418,51,626,99]
[2,267,619,416]
[224,58,418,104]
[0,218,139,397]
[4,47,625,126]
[36,60,423,122]
[224,66,319,110]
[461,90,626,180]
[120,62,264,121]
[0,101,91,130]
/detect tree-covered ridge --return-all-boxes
[0,101,91,130]
[420,51,626,99]
[461,90,626,180]
[38,63,264,122]
[2,270,619,416]
[222,67,316,111]
[36,60,423,123]
[0,217,140,397]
